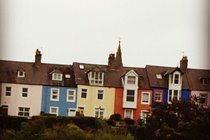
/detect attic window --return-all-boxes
[88,71,104,86]
[52,73,63,81]
[156,74,162,79]
[17,71,25,78]
[79,65,84,69]
[65,74,71,79]
[201,78,210,85]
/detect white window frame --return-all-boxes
[68,108,76,116]
[50,88,60,101]
[97,90,104,100]
[88,72,104,86]
[5,86,12,96]
[49,106,59,116]
[17,71,25,78]
[126,90,135,102]
[81,88,88,99]
[141,92,150,105]
[66,89,76,102]
[154,91,162,102]
[94,107,104,119]
[124,109,133,119]
[22,88,29,98]
[18,107,30,117]
[77,106,85,116]
[127,76,136,84]
[140,110,151,123]
[174,74,180,84]
[168,90,181,103]
[199,93,208,106]
[52,73,63,81]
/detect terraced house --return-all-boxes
[0,43,209,122]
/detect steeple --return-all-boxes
[115,40,123,67]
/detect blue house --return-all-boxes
[40,63,77,116]
[146,57,191,107]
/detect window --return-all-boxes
[49,106,59,116]
[124,109,133,119]
[77,107,84,115]
[95,107,104,119]
[199,94,208,105]
[141,92,150,104]
[168,90,180,103]
[156,74,162,79]
[154,91,162,102]
[88,72,104,85]
[65,74,71,78]
[174,74,179,84]
[81,89,87,98]
[67,89,75,102]
[140,110,150,123]
[18,107,30,117]
[52,73,63,81]
[97,90,104,100]
[5,87,11,96]
[68,108,76,116]
[127,76,136,84]
[201,78,210,85]
[22,88,28,97]
[50,88,59,101]
[126,90,135,102]
[17,71,25,78]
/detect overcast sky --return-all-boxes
[0,0,209,69]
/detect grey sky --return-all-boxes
[0,0,209,69]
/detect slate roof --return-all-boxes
[145,65,190,89]
[0,60,76,87]
[187,68,210,91]
[73,62,150,89]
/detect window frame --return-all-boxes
[52,73,63,81]
[88,72,104,86]
[5,86,12,96]
[95,107,104,119]
[22,88,28,98]
[154,90,162,102]
[49,106,59,116]
[81,89,87,99]
[68,108,76,116]
[168,90,181,103]
[174,74,180,84]
[50,88,60,101]
[17,71,25,78]
[127,76,136,84]
[126,90,135,102]
[18,107,30,117]
[141,92,150,105]
[97,90,104,100]
[124,109,133,119]
[66,89,76,102]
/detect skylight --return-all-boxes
[156,74,162,79]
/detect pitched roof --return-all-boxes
[0,60,76,87]
[73,62,150,89]
[145,65,190,89]
[187,68,210,91]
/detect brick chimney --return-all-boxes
[108,53,115,68]
[180,56,188,73]
[35,49,42,67]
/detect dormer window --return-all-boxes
[174,74,179,84]
[88,72,104,86]
[169,73,181,84]
[201,78,210,85]
[127,76,136,84]
[17,70,25,78]
[52,73,63,81]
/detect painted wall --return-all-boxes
[77,85,115,119]
[41,86,77,116]
[1,83,42,116]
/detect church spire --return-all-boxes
[115,40,123,67]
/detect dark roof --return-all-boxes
[73,62,150,89]
[187,68,210,91]
[0,60,76,87]
[145,65,190,89]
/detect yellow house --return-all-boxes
[73,63,116,119]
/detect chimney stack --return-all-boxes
[35,49,42,67]
[180,56,188,73]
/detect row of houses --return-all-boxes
[0,42,210,121]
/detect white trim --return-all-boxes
[94,106,105,119]
[52,73,63,81]
[80,88,88,99]
[50,88,60,101]
[21,87,29,98]
[5,86,12,97]
[96,89,104,100]
[18,106,30,117]
[17,71,25,78]
[49,106,59,116]
[124,109,133,119]
[66,89,76,102]
[141,92,150,105]
[68,108,76,116]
